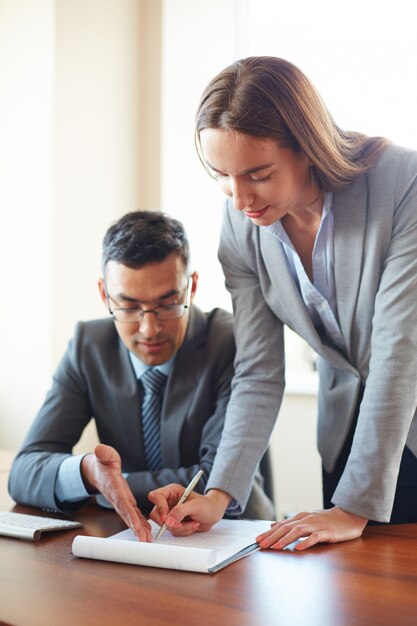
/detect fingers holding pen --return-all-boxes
[149,481,229,538]
[164,499,202,536]
[148,485,201,535]
[148,484,186,526]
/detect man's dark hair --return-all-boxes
[102,211,189,272]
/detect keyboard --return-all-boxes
[0,511,83,541]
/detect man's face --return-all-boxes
[98,253,197,366]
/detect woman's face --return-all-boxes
[200,128,319,226]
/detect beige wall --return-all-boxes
[53,0,161,362]
[0,0,55,451]
[0,0,161,450]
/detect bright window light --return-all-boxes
[247,0,417,149]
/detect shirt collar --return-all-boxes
[128,351,174,380]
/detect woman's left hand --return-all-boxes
[256,507,368,551]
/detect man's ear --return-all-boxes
[98,278,108,307]
[190,271,199,302]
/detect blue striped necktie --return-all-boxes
[140,368,167,471]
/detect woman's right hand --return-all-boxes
[148,485,231,536]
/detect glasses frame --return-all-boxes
[106,276,192,324]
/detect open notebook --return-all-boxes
[72,519,273,574]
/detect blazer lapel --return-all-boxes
[332,176,368,357]
[109,336,147,470]
[160,308,205,467]
[259,215,361,373]
[259,227,324,353]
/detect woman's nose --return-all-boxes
[230,178,254,211]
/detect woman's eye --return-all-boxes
[250,174,272,184]
[213,171,272,184]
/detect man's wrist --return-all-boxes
[80,453,98,494]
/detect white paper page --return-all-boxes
[113,519,271,545]
[72,534,213,573]
[72,519,272,573]
[112,519,272,568]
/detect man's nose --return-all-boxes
[139,310,162,337]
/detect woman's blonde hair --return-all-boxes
[195,56,389,190]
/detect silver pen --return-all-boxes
[155,469,204,541]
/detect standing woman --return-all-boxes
[150,56,417,549]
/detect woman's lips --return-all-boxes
[244,206,269,219]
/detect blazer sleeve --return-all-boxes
[205,201,286,512]
[8,323,93,511]
[332,148,417,521]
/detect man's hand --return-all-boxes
[148,485,231,536]
[256,507,368,551]
[81,443,152,542]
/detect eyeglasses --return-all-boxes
[106,278,192,324]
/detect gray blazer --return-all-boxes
[8,306,274,519]
[206,143,417,523]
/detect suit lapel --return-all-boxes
[160,308,205,466]
[258,206,364,373]
[110,335,147,470]
[332,176,368,357]
[259,227,324,353]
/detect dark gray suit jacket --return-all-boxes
[8,306,274,519]
[207,143,417,523]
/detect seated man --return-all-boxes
[8,211,274,539]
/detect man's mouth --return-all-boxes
[137,340,167,353]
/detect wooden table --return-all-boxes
[1,484,417,625]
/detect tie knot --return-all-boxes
[141,368,167,395]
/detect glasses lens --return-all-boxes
[113,309,140,323]
[112,304,187,323]
[156,304,185,320]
